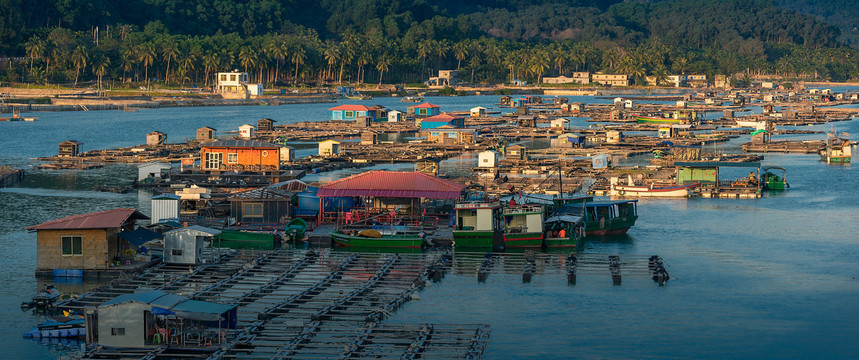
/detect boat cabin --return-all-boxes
[454,201,503,232]
[502,205,543,235]
[163,226,221,265]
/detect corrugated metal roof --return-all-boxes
[101,290,171,307]
[117,228,163,247]
[329,104,372,111]
[229,186,296,200]
[165,225,222,237]
[317,171,465,199]
[202,140,280,149]
[424,114,462,121]
[27,208,149,231]
[414,102,440,108]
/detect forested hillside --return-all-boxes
[777,0,859,47]
[1,0,857,87]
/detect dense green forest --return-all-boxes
[1,0,858,88]
[777,0,859,47]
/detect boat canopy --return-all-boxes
[545,214,583,224]
[761,165,786,172]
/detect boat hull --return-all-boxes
[544,236,578,248]
[330,231,423,248]
[636,116,679,124]
[610,183,697,197]
[585,216,638,236]
[820,155,851,163]
[502,232,543,248]
[453,230,497,248]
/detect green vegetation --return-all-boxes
[1,0,858,88]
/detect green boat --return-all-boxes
[581,200,638,236]
[819,135,852,164]
[330,229,424,249]
[452,200,503,249]
[502,204,544,248]
[543,214,585,248]
[285,218,307,241]
[215,229,278,250]
[760,166,789,191]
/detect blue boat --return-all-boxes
[23,314,86,339]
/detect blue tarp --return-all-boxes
[117,228,163,248]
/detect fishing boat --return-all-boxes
[760,166,789,190]
[22,313,85,339]
[819,134,851,164]
[502,204,544,248]
[581,200,638,235]
[734,119,766,129]
[330,229,424,248]
[24,284,61,308]
[215,229,278,250]
[284,218,307,241]
[452,200,503,248]
[543,213,584,248]
[609,178,699,198]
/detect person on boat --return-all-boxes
[559,228,566,238]
[509,198,516,205]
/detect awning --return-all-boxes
[172,300,237,322]
[117,228,164,248]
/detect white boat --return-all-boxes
[609,176,699,197]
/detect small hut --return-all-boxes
[318,140,340,157]
[505,144,527,160]
[163,226,221,265]
[279,145,295,163]
[361,131,377,145]
[196,127,216,141]
[257,118,276,132]
[151,194,180,224]
[238,124,254,139]
[137,162,171,181]
[146,131,166,146]
[58,140,83,157]
[478,150,499,168]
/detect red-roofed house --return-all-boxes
[408,102,441,117]
[317,171,465,222]
[329,104,378,121]
[27,208,150,272]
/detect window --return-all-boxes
[227,153,238,164]
[61,236,82,255]
[220,74,227,81]
[171,249,183,256]
[447,132,458,138]
[431,132,439,137]
[204,152,222,169]
[229,74,236,81]
[243,203,263,219]
[111,328,125,336]
[344,111,354,118]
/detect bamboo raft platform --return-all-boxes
[741,140,823,153]
[62,249,492,360]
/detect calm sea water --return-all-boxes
[1,95,858,359]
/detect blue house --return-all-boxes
[418,114,465,131]
[329,104,376,121]
[411,102,441,117]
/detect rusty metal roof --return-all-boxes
[27,208,149,231]
[317,171,465,199]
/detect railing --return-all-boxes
[502,204,543,215]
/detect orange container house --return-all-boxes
[200,140,281,172]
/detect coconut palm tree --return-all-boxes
[376,56,389,86]
[202,51,218,87]
[338,42,355,84]
[121,46,137,83]
[324,45,339,81]
[71,45,89,87]
[138,43,156,90]
[453,41,469,69]
[239,47,257,74]
[161,39,178,86]
[25,36,44,75]
[268,40,287,84]
[291,44,306,83]
[91,54,111,91]
[179,54,196,85]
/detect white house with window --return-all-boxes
[163,226,221,265]
[238,124,254,139]
[216,71,262,99]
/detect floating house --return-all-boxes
[279,145,295,163]
[329,104,375,121]
[200,140,281,172]
[229,185,297,224]
[137,162,171,182]
[146,131,166,146]
[419,113,465,131]
[361,131,377,145]
[674,161,762,186]
[316,171,465,222]
[257,118,276,132]
[196,127,216,141]
[238,124,254,139]
[552,133,585,148]
[91,290,237,349]
[163,226,221,265]
[369,105,388,120]
[318,140,341,157]
[426,128,475,145]
[387,110,403,122]
[151,194,180,224]
[470,106,486,117]
[27,208,150,272]
[478,150,499,168]
[506,144,527,160]
[410,103,441,117]
[550,118,571,130]
[59,140,83,157]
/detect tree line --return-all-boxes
[2,0,859,88]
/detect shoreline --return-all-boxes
[0,95,336,113]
